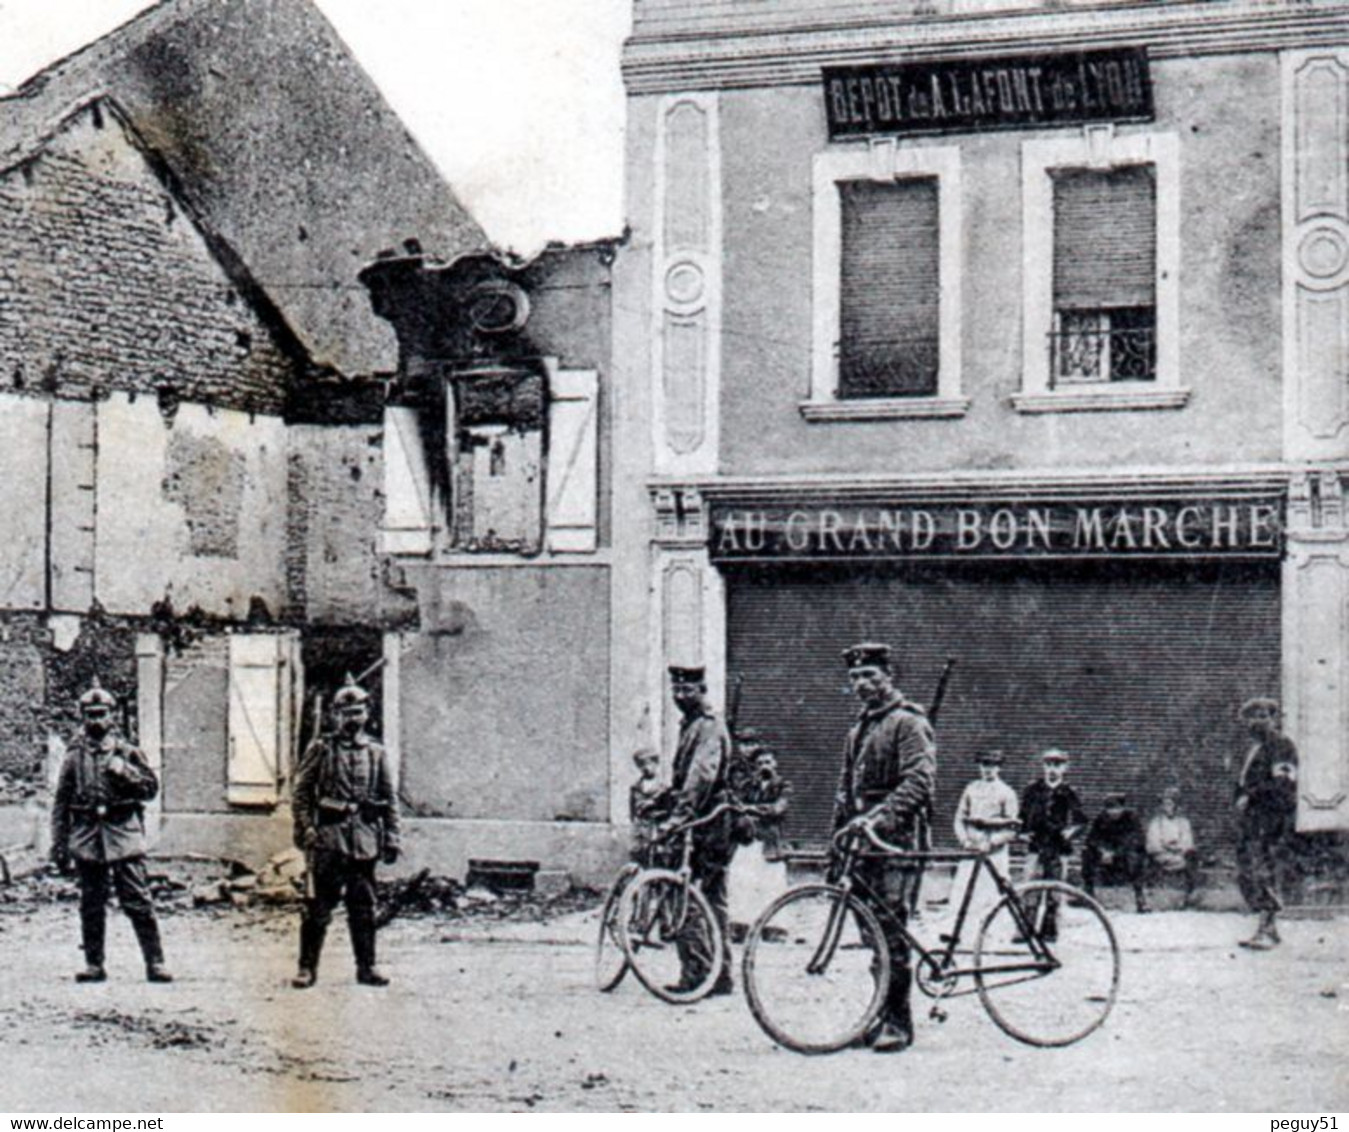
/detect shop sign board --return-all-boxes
[824,47,1152,139]
[709,497,1283,561]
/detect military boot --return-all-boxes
[292,919,327,989]
[131,915,172,982]
[1239,911,1278,950]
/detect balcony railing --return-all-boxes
[1049,317,1156,385]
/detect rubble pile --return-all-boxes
[389,877,602,923]
[0,851,602,924]
[0,771,40,805]
[184,849,306,910]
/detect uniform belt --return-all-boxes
[69,802,140,819]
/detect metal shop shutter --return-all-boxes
[838,178,940,398]
[725,560,1280,856]
[1053,164,1156,310]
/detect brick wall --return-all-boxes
[0,104,300,416]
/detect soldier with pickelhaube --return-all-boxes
[50,677,172,984]
[291,674,401,988]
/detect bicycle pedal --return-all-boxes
[928,1006,948,1023]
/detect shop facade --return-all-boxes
[610,0,1349,854]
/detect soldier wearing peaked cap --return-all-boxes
[291,674,401,989]
[834,642,937,1053]
[661,663,735,996]
[51,678,172,984]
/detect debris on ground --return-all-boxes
[0,852,601,924]
[73,1008,219,1051]
[0,771,41,805]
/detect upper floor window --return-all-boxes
[806,142,968,421]
[838,177,940,399]
[1017,129,1185,413]
[1051,165,1156,386]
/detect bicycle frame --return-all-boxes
[824,828,1061,998]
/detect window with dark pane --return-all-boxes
[838,177,940,398]
[1051,164,1157,384]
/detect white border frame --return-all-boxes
[1016,127,1186,413]
[806,139,968,421]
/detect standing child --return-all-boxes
[628,747,667,864]
[946,749,1020,932]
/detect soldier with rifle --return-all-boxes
[291,675,401,988]
[51,677,172,984]
[832,643,938,1053]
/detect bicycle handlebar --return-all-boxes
[833,821,1011,864]
[655,800,773,843]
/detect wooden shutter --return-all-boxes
[227,634,290,807]
[546,370,599,553]
[381,405,433,555]
[838,178,940,398]
[1053,165,1156,309]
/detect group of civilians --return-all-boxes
[949,748,1199,930]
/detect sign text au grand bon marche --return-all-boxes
[824,47,1153,139]
[709,499,1284,561]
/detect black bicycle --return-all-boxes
[743,823,1120,1053]
[596,801,768,1004]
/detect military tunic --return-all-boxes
[1235,731,1298,914]
[292,732,401,976]
[50,732,165,970]
[833,692,937,1035]
[668,707,733,988]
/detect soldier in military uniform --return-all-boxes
[1233,697,1298,950]
[660,664,734,996]
[50,678,171,984]
[833,643,937,1054]
[291,675,401,988]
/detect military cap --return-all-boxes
[1238,697,1279,720]
[78,677,117,712]
[1103,791,1128,805]
[332,673,370,709]
[974,748,1005,766]
[668,665,706,685]
[1040,748,1070,764]
[842,642,891,670]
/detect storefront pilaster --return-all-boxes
[1284,469,1349,831]
[650,486,727,760]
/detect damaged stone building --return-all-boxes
[0,0,622,878]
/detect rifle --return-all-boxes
[928,658,957,727]
[727,672,746,738]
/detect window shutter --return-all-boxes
[227,634,284,807]
[1053,165,1156,309]
[546,369,599,553]
[381,405,433,555]
[838,177,940,398]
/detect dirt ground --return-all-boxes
[0,892,1345,1113]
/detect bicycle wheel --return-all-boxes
[974,880,1120,1047]
[619,869,725,1004]
[743,884,890,1054]
[595,863,639,992]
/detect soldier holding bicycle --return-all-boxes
[659,664,735,997]
[834,643,937,1054]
